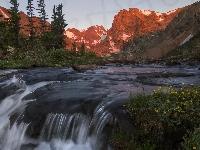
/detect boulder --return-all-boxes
[72,64,98,71]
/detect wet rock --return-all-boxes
[137,72,195,79]
[166,61,181,66]
[20,143,37,150]
[72,64,98,71]
[136,72,196,86]
[115,62,122,67]
[54,64,63,68]
[120,113,137,135]
[188,61,197,66]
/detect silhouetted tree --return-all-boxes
[8,0,21,48]
[0,21,8,51]
[71,41,77,54]
[37,0,48,33]
[79,42,85,56]
[26,0,35,48]
[50,4,68,49]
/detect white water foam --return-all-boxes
[34,139,94,150]
[36,111,113,150]
[0,75,116,150]
[0,75,56,150]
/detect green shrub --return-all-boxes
[111,84,200,149]
[110,128,156,150]
[182,127,200,150]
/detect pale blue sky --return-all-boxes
[0,0,198,30]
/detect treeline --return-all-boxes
[0,0,99,69]
[0,0,67,51]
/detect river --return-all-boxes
[0,63,199,150]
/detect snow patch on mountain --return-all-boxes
[65,31,76,39]
[0,8,9,18]
[140,10,152,16]
[180,34,193,45]
[155,12,162,16]
[93,40,99,44]
[158,18,164,22]
[80,29,86,32]
[100,34,107,42]
[122,34,130,41]
[86,46,90,49]
[109,37,119,53]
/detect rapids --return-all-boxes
[0,63,199,150]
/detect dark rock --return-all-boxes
[115,62,122,67]
[72,64,98,71]
[188,61,197,66]
[166,61,181,66]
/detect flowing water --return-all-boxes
[0,63,199,150]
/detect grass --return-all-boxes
[110,84,200,150]
[0,48,100,69]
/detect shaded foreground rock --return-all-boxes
[136,72,197,86]
[72,64,98,71]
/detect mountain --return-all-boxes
[0,3,197,59]
[64,25,107,52]
[64,8,183,56]
[115,2,200,61]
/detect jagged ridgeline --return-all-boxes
[116,1,200,62]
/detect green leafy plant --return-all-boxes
[182,127,200,150]
[111,84,200,149]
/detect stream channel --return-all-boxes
[0,63,200,150]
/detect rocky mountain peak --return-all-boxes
[115,2,200,61]
[0,3,192,57]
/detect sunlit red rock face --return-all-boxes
[65,8,183,56]
[64,25,107,52]
[0,5,183,55]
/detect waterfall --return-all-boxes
[0,75,118,150]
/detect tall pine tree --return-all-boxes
[8,0,21,48]
[0,19,7,52]
[71,41,77,54]
[79,42,85,56]
[26,0,35,48]
[50,4,68,49]
[37,0,48,33]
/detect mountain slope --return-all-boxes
[64,7,183,55]
[0,4,192,57]
[115,1,200,61]
[163,32,200,60]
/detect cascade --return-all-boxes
[0,75,118,150]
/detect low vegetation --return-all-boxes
[111,84,200,150]
[0,46,100,69]
[163,32,200,61]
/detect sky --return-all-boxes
[0,0,198,30]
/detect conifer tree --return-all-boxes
[79,42,85,56]
[71,42,77,54]
[37,0,48,33]
[50,4,68,49]
[8,0,21,48]
[26,0,35,47]
[0,21,7,51]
